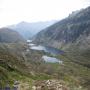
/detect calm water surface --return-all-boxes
[27,40,63,63]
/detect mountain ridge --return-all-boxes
[8,20,57,39]
[34,6,90,50]
[0,28,25,43]
[33,6,90,69]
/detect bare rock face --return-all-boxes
[32,80,68,90]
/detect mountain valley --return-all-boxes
[0,6,90,90]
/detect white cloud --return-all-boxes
[0,0,90,27]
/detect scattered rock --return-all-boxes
[32,79,68,90]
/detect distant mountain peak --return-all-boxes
[8,20,58,39]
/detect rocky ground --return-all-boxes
[6,79,68,90]
[32,79,68,90]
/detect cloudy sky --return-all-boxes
[0,0,90,27]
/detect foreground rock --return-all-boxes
[32,80,68,90]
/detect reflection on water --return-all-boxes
[27,40,64,63]
[27,40,32,43]
[29,43,35,46]
[42,55,63,63]
[30,45,46,51]
[30,45,64,55]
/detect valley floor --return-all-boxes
[0,42,90,90]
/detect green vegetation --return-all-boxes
[0,9,90,89]
[56,51,90,90]
[0,42,90,90]
[32,6,90,90]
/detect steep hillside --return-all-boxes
[0,28,25,43]
[0,42,31,87]
[0,38,90,89]
[9,20,57,39]
[34,6,90,50]
[33,6,90,79]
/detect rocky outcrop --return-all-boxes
[32,80,68,90]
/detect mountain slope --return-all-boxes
[9,20,57,39]
[34,6,90,50]
[0,28,25,43]
[34,6,90,70]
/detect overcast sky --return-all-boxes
[0,0,90,27]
